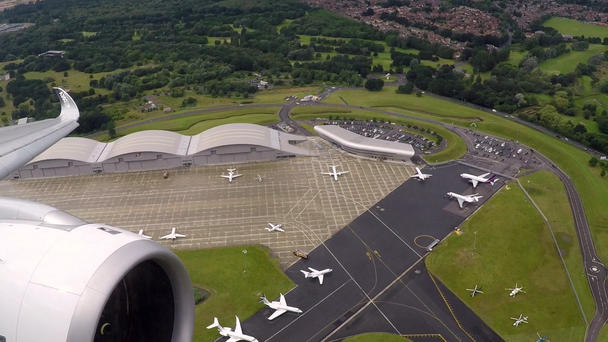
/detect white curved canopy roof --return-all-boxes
[25,124,312,165]
[187,123,309,156]
[98,130,191,161]
[314,125,414,158]
[29,137,106,163]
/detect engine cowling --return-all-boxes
[0,197,194,342]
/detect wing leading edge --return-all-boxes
[0,88,79,179]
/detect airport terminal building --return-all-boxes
[314,125,415,162]
[15,123,313,179]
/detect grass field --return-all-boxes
[426,182,586,341]
[544,17,608,39]
[175,245,294,342]
[252,86,321,104]
[96,107,280,141]
[24,69,114,94]
[507,49,527,66]
[342,333,411,341]
[324,86,608,271]
[539,44,607,74]
[520,171,595,321]
[290,106,466,163]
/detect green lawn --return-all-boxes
[544,17,608,39]
[96,107,280,141]
[24,69,114,94]
[252,86,321,104]
[290,106,466,163]
[426,183,586,341]
[520,171,595,321]
[342,333,411,341]
[206,36,231,45]
[507,50,527,66]
[539,44,607,74]
[175,246,294,342]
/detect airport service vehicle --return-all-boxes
[293,250,309,259]
[460,172,499,188]
[410,167,432,181]
[301,267,333,285]
[321,165,349,181]
[446,192,483,208]
[206,316,258,342]
[260,293,303,320]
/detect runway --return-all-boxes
[241,162,504,341]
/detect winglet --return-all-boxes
[53,87,79,122]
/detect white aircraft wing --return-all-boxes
[457,198,464,208]
[175,233,186,238]
[233,173,242,177]
[308,267,319,272]
[318,274,324,285]
[226,338,240,342]
[470,179,479,188]
[279,294,287,306]
[0,88,79,180]
[268,308,287,321]
[221,175,231,178]
[479,172,490,178]
[234,317,242,335]
[337,171,349,175]
[159,234,172,239]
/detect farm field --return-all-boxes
[539,44,607,74]
[543,17,608,39]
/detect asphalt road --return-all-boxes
[240,163,504,342]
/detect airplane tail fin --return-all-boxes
[206,317,221,330]
[300,270,311,278]
[259,294,270,305]
[489,176,499,185]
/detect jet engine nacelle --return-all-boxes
[0,197,194,342]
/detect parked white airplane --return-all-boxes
[260,293,302,320]
[301,267,333,285]
[321,165,349,181]
[265,223,285,232]
[460,172,499,188]
[466,285,484,297]
[221,169,242,182]
[137,229,151,239]
[160,227,186,240]
[511,314,528,326]
[206,316,258,342]
[410,167,432,181]
[446,192,483,208]
[506,283,525,297]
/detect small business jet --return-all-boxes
[265,223,285,232]
[301,267,333,285]
[410,167,432,181]
[460,172,499,188]
[446,192,483,208]
[221,169,242,182]
[466,285,484,297]
[321,165,349,181]
[137,229,151,239]
[160,227,186,240]
[260,293,303,320]
[206,316,258,342]
[511,314,528,327]
[506,283,525,297]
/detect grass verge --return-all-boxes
[342,333,412,341]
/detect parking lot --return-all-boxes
[0,138,415,267]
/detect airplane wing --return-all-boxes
[233,174,242,177]
[268,308,287,321]
[175,233,186,238]
[220,175,230,178]
[226,338,240,342]
[457,198,464,208]
[308,267,319,272]
[279,294,287,306]
[318,274,324,285]
[234,317,242,335]
[471,179,479,188]
[479,172,490,178]
[337,171,349,175]
[0,88,79,179]
[159,235,171,239]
